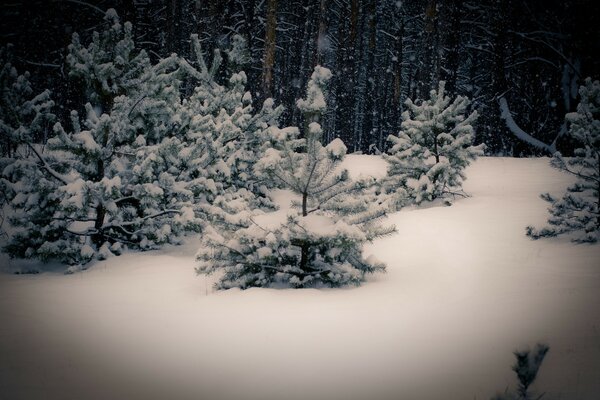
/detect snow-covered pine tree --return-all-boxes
[0,46,56,238]
[175,33,286,214]
[2,10,203,266]
[384,81,484,207]
[526,78,600,243]
[197,66,392,289]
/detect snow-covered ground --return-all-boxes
[0,156,599,400]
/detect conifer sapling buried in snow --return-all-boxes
[384,81,484,207]
[527,78,600,243]
[2,10,203,266]
[196,66,393,289]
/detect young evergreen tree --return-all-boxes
[384,81,484,207]
[197,66,392,289]
[1,10,203,266]
[175,33,287,221]
[491,344,549,400]
[527,78,600,243]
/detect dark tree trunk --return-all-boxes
[314,0,327,66]
[416,0,439,100]
[490,0,510,154]
[262,0,277,98]
[299,190,309,272]
[440,0,462,96]
[92,203,106,248]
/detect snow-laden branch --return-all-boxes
[499,97,556,154]
[102,209,182,230]
[60,0,106,15]
[25,142,74,185]
[19,59,61,69]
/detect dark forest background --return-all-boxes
[1,0,599,156]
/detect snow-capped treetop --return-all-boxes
[226,34,251,74]
[565,78,600,149]
[0,47,55,152]
[66,9,151,113]
[296,65,331,121]
[326,138,347,160]
[178,33,222,86]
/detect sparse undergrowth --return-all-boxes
[491,343,550,400]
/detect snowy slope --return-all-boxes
[0,156,599,400]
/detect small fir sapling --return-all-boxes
[384,81,484,207]
[197,66,393,289]
[527,78,600,243]
[225,34,251,76]
[491,343,549,400]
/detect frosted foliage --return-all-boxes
[0,47,55,155]
[175,34,285,206]
[327,138,347,159]
[527,78,600,243]
[225,34,250,73]
[2,12,290,266]
[384,81,484,207]
[197,66,392,289]
[1,10,204,265]
[296,65,332,119]
[0,47,56,243]
[66,9,151,113]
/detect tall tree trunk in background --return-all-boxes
[340,0,359,150]
[314,0,327,66]
[241,0,257,43]
[262,0,277,98]
[295,0,318,126]
[353,7,369,152]
[492,2,508,96]
[349,0,359,44]
[392,11,404,130]
[366,0,380,152]
[332,2,351,148]
[490,0,510,153]
[166,0,179,55]
[440,0,461,96]
[416,0,439,99]
[2,0,595,156]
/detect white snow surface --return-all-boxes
[1,156,599,400]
